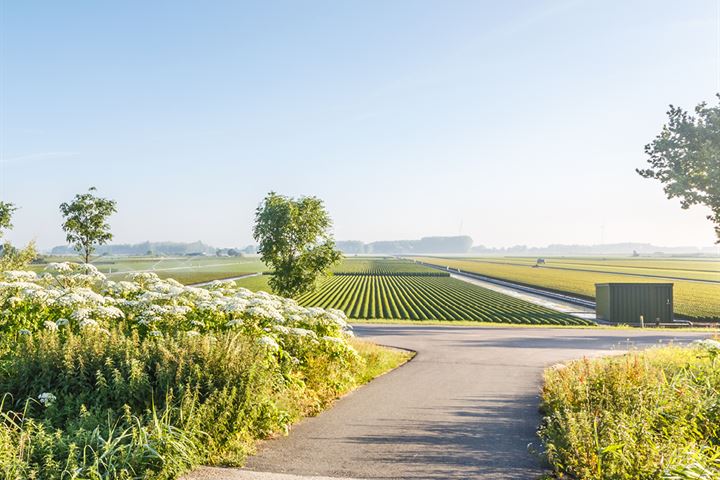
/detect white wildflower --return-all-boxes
[38,392,57,406]
[3,270,38,282]
[44,320,59,331]
[258,336,279,350]
[18,329,31,336]
[79,319,99,329]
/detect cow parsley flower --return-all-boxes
[44,320,59,331]
[18,329,31,336]
[38,392,57,406]
[79,319,99,329]
[56,318,69,327]
[258,336,279,350]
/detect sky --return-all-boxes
[1,0,718,250]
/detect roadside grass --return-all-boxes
[350,318,720,332]
[0,263,409,479]
[538,341,720,479]
[348,339,414,385]
[0,331,409,479]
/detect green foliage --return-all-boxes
[0,241,38,271]
[0,202,17,239]
[253,192,341,297]
[539,342,720,479]
[638,95,720,243]
[60,187,118,263]
[0,264,407,478]
[0,201,37,271]
[0,328,366,479]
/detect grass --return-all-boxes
[234,274,273,292]
[413,256,720,321]
[0,330,410,479]
[347,338,414,386]
[32,255,267,285]
[539,341,720,479]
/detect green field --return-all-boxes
[413,256,720,321]
[332,258,448,276]
[33,256,267,285]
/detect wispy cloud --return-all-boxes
[0,151,80,164]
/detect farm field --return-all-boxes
[332,258,448,276]
[237,259,591,325]
[296,271,591,325]
[427,256,720,282]
[32,255,267,285]
[413,256,720,321]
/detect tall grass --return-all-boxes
[0,329,409,479]
[539,341,720,479]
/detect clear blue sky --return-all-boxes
[1,0,718,250]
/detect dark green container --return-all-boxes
[595,283,674,324]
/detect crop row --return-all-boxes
[332,259,442,275]
[296,275,592,325]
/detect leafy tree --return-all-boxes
[60,187,117,263]
[0,201,37,270]
[637,95,720,243]
[0,201,17,238]
[253,192,341,297]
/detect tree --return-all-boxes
[60,187,117,263]
[253,192,341,297]
[0,201,37,270]
[0,202,17,237]
[637,95,720,243]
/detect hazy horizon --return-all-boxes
[2,1,719,250]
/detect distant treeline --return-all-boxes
[50,241,257,256]
[470,242,719,256]
[337,236,473,254]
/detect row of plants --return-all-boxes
[0,263,406,479]
[539,340,720,479]
[413,257,720,321]
[331,259,445,276]
[295,274,592,325]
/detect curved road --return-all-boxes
[185,325,710,480]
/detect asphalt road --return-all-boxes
[184,325,710,480]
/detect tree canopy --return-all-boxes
[0,202,17,239]
[253,192,341,297]
[0,201,37,270]
[638,95,720,243]
[60,187,117,263]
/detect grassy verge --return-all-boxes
[538,340,720,479]
[350,318,720,332]
[349,339,414,385]
[0,332,410,480]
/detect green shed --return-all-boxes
[595,283,673,324]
